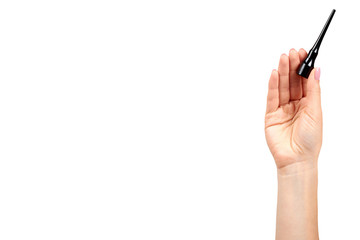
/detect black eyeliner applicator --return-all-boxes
[297,9,336,78]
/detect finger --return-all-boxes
[299,48,307,62]
[306,67,321,112]
[266,69,279,113]
[298,48,308,97]
[289,49,302,100]
[278,54,290,105]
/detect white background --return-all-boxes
[0,0,359,239]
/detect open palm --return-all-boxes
[265,49,322,170]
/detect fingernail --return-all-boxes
[315,67,321,80]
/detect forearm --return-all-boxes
[276,162,319,240]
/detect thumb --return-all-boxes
[306,67,321,110]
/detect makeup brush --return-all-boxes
[297,9,336,78]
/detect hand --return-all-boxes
[265,49,322,172]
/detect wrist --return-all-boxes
[276,160,318,176]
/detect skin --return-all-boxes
[265,48,323,240]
